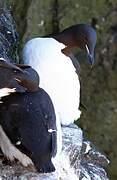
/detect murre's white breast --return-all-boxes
[23,37,81,125]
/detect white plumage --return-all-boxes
[23,37,81,126]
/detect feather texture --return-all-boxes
[23,38,81,125]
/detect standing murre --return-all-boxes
[0,58,58,173]
[0,88,57,173]
[0,9,59,173]
[23,23,97,126]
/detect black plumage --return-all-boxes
[0,60,39,93]
[0,89,57,173]
[0,9,57,173]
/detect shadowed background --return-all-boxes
[1,0,117,179]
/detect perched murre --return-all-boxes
[0,59,57,172]
[0,9,58,172]
[0,87,57,172]
[23,24,97,126]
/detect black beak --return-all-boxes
[85,45,94,66]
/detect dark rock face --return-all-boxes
[0,1,117,179]
[0,125,109,180]
[0,9,18,61]
[80,140,109,180]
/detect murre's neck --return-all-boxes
[53,32,76,56]
[51,24,97,65]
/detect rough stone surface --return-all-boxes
[0,125,82,180]
[80,140,109,180]
[0,125,109,180]
[4,6,117,179]
[0,1,116,179]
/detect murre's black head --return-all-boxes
[0,58,39,92]
[54,24,97,65]
[73,24,97,65]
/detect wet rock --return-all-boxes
[0,125,109,180]
[0,9,18,62]
[80,140,109,180]
[0,4,111,180]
